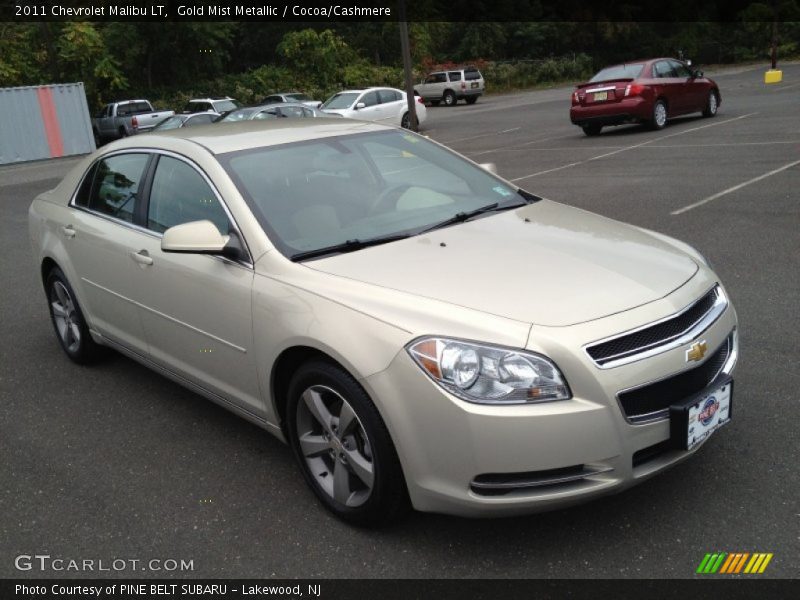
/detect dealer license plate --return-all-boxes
[671,380,733,450]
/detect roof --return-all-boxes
[128,117,392,155]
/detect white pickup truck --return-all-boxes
[92,100,174,145]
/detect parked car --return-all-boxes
[570,58,721,136]
[149,113,219,131]
[261,92,323,109]
[320,87,427,128]
[29,119,738,525]
[183,97,240,114]
[217,103,335,122]
[414,66,485,106]
[92,100,174,144]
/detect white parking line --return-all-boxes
[671,159,800,215]
[510,113,757,182]
[440,127,522,144]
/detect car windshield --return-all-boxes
[287,93,312,102]
[220,108,261,122]
[151,116,186,130]
[220,130,527,260]
[589,63,645,82]
[322,93,359,110]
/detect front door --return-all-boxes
[127,154,262,417]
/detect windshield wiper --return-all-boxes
[290,233,411,262]
[419,201,528,234]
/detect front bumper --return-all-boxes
[362,275,738,517]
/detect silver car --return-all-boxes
[415,66,485,106]
[29,120,738,525]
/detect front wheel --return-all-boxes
[46,267,104,364]
[650,99,668,130]
[702,91,718,117]
[286,361,409,526]
[442,90,456,106]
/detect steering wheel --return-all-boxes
[369,183,414,215]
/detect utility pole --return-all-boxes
[398,0,419,131]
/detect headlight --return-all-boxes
[407,337,571,404]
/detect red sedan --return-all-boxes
[570,58,721,136]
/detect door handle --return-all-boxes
[61,225,76,238]
[130,250,154,266]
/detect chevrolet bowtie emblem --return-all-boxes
[686,340,708,362]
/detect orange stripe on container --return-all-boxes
[719,553,736,574]
[36,87,64,158]
[734,553,750,573]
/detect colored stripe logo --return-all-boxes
[696,552,773,574]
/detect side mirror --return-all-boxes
[355,102,366,110]
[162,220,229,254]
[479,162,498,175]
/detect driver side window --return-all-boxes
[146,156,230,235]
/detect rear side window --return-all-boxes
[448,71,462,82]
[76,153,149,223]
[654,61,677,78]
[464,70,482,81]
[278,105,307,118]
[185,114,215,126]
[378,89,401,103]
[146,156,230,235]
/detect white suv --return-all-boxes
[415,67,485,106]
[182,97,240,114]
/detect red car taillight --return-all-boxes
[416,96,425,105]
[461,82,466,91]
[624,84,646,97]
[571,91,579,105]
[131,115,139,129]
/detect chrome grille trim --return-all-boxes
[584,285,727,369]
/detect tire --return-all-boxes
[401,112,410,129]
[286,360,409,526]
[45,267,104,364]
[650,99,668,130]
[582,124,602,136]
[702,90,718,117]
[442,90,456,106]
[465,96,478,105]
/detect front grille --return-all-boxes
[618,334,732,422]
[587,287,721,367]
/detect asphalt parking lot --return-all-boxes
[2,63,799,579]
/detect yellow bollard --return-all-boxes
[764,70,783,84]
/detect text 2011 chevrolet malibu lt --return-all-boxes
[29,120,738,524]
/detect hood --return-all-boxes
[306,200,698,327]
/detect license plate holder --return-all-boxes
[593,91,608,101]
[471,82,479,89]
[670,377,733,451]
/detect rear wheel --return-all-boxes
[286,361,409,526]
[401,112,410,129]
[702,90,718,117]
[45,267,104,364]
[582,124,602,136]
[650,99,668,130]
[465,96,478,105]
[443,90,456,106]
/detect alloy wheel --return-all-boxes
[51,281,81,353]
[655,102,667,128]
[295,385,374,507]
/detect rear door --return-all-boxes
[125,153,262,416]
[67,152,152,353]
[377,89,403,124]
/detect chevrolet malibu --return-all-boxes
[570,58,721,136]
[29,120,738,524]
